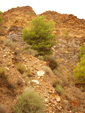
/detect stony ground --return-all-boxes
[0,6,85,113]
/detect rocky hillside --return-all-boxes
[0,6,36,35]
[0,6,85,113]
[40,11,85,70]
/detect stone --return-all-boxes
[5,67,9,71]
[37,70,45,77]
[56,96,61,102]
[31,80,39,84]
[3,54,6,57]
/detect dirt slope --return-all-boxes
[0,6,85,113]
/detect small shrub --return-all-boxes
[16,63,26,74]
[25,68,33,77]
[24,48,38,57]
[0,104,6,113]
[64,30,69,39]
[55,85,65,95]
[44,56,58,70]
[13,88,45,113]
[26,11,31,15]
[73,55,85,89]
[42,66,52,75]
[0,67,7,80]
[52,79,62,88]
[3,39,17,51]
[37,55,44,60]
[78,44,85,60]
[0,16,2,23]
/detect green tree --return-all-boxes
[73,54,85,88]
[23,16,56,55]
[78,44,85,59]
[0,11,2,23]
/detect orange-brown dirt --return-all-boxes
[0,6,85,113]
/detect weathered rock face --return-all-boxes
[0,6,36,35]
[40,11,85,70]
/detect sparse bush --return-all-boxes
[55,85,65,95]
[73,55,85,89]
[23,16,56,55]
[0,67,7,80]
[3,39,17,51]
[44,56,58,70]
[78,44,85,60]
[26,11,31,15]
[13,88,45,113]
[16,63,26,74]
[52,79,62,88]
[37,55,44,60]
[0,104,6,113]
[24,48,38,56]
[42,66,52,75]
[25,68,33,77]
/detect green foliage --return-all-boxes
[23,16,56,55]
[52,79,62,88]
[42,66,52,75]
[24,48,38,56]
[13,88,45,113]
[16,63,26,74]
[25,68,33,77]
[0,11,2,23]
[0,16,2,23]
[55,85,65,95]
[0,11,2,14]
[26,11,31,15]
[78,44,85,59]
[44,56,58,70]
[64,30,69,39]
[73,55,85,88]
[0,67,7,80]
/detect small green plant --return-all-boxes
[25,68,33,77]
[52,79,62,88]
[78,44,85,60]
[16,63,26,74]
[0,16,2,23]
[55,85,65,95]
[73,55,85,89]
[0,11,2,14]
[44,56,58,70]
[26,11,31,15]
[0,67,7,80]
[24,48,38,56]
[64,30,69,39]
[42,66,52,75]
[13,88,45,113]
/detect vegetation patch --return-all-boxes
[0,67,7,80]
[23,16,56,56]
[73,55,85,89]
[42,66,52,75]
[55,85,65,95]
[44,56,58,70]
[13,88,45,113]
[16,63,26,74]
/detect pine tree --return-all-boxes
[23,16,56,55]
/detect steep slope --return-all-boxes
[0,6,85,113]
[40,11,85,70]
